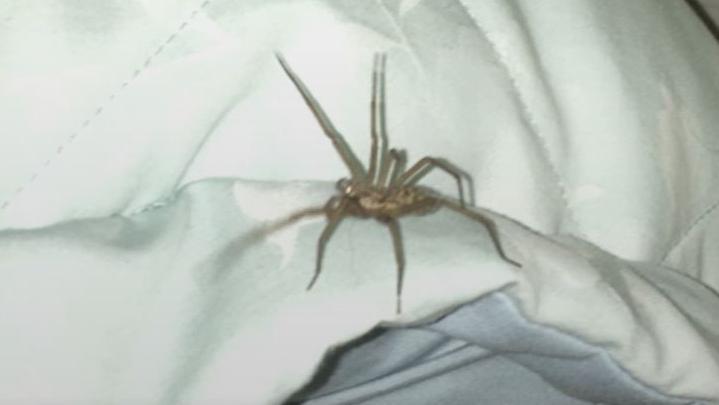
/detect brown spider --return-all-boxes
[276,53,508,314]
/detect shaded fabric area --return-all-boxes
[293,293,700,405]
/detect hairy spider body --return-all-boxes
[276,53,509,313]
[338,183,440,220]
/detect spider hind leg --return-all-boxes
[439,199,521,268]
[386,219,406,314]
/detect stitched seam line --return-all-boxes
[661,196,719,263]
[455,0,581,236]
[0,0,211,213]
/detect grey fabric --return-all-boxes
[291,293,702,405]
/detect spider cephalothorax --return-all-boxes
[276,52,507,313]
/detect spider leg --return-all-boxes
[397,157,468,207]
[368,53,381,181]
[387,149,408,189]
[308,197,348,290]
[209,205,328,284]
[386,218,406,314]
[374,54,392,187]
[439,199,521,267]
[260,206,326,235]
[275,53,367,181]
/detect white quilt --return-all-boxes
[1,0,718,403]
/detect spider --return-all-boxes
[276,53,510,314]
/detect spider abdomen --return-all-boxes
[349,187,440,219]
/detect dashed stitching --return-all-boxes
[455,0,582,236]
[0,0,211,213]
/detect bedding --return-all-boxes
[1,0,718,403]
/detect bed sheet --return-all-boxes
[1,0,718,403]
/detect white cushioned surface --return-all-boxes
[1,0,718,403]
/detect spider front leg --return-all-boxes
[308,197,348,290]
[397,157,468,207]
[276,54,368,181]
[369,53,389,183]
[370,53,392,187]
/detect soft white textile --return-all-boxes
[1,0,718,403]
